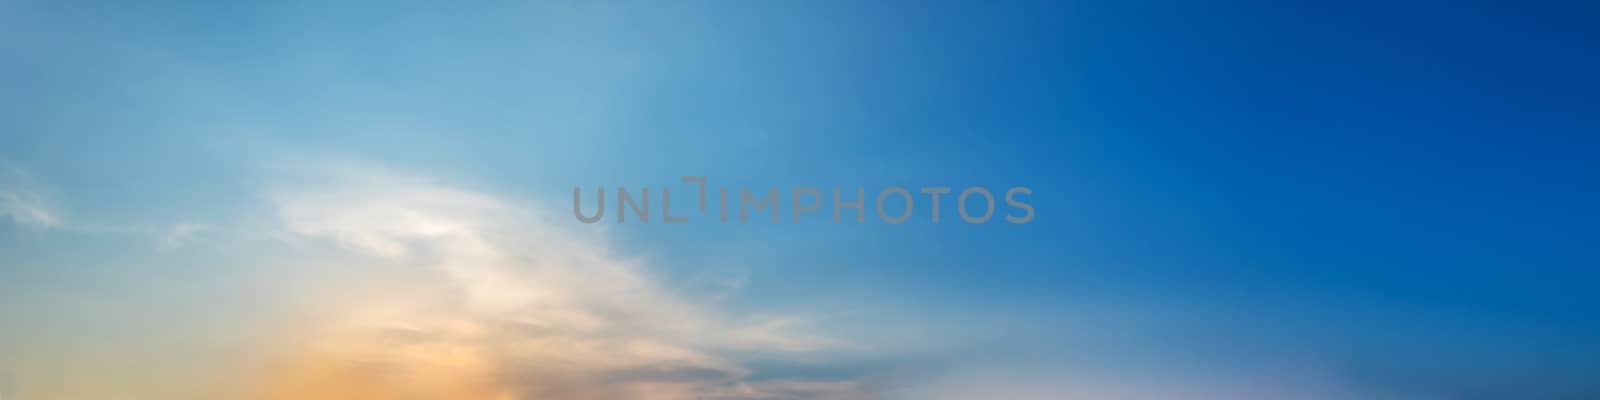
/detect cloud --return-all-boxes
[0,164,218,249]
[251,164,866,400]
[0,187,60,228]
[0,167,62,228]
[157,222,217,249]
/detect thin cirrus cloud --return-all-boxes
[0,188,59,229]
[0,164,215,248]
[0,166,62,229]
[251,163,867,400]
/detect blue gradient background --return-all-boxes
[3,1,1598,399]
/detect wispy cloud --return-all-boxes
[0,166,62,229]
[253,163,866,399]
[156,222,217,250]
[0,163,216,249]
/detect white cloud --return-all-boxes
[253,164,862,399]
[0,164,218,249]
[157,222,216,249]
[0,186,60,228]
[0,167,62,229]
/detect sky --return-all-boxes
[2,0,1599,399]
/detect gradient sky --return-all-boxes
[3,1,1599,399]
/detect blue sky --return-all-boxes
[3,1,1599,399]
